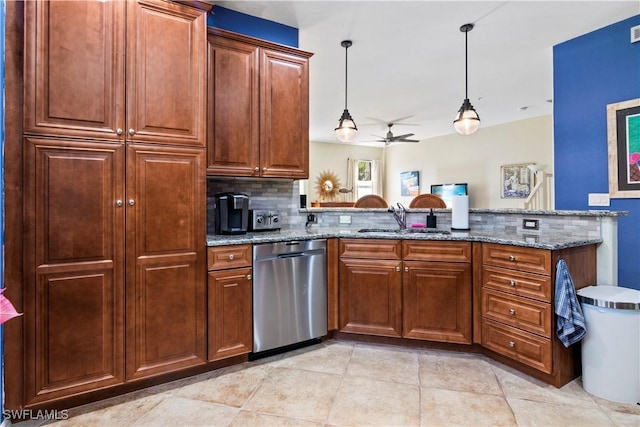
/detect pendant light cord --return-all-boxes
[344,44,349,110]
[464,28,468,100]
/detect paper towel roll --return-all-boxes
[451,195,470,230]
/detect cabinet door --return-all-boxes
[206,35,260,176]
[126,0,207,146]
[403,261,472,344]
[339,258,402,338]
[126,145,206,380]
[259,49,310,178]
[24,0,125,140]
[208,268,253,361]
[23,137,125,405]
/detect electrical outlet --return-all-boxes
[588,193,610,207]
[522,219,539,230]
[306,213,317,223]
[339,215,351,224]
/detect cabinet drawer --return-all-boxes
[482,289,551,338]
[482,319,552,374]
[482,243,551,275]
[483,266,552,302]
[403,241,471,263]
[207,245,252,270]
[339,239,401,260]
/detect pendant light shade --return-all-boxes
[335,40,358,142]
[453,23,480,135]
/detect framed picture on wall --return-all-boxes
[500,163,533,198]
[400,170,420,196]
[607,98,640,198]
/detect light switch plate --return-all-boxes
[588,193,610,207]
[339,215,351,224]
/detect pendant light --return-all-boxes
[335,40,358,142]
[453,23,480,135]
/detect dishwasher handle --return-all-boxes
[277,252,304,259]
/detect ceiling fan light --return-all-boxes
[453,99,480,135]
[335,109,358,142]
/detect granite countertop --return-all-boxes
[206,227,603,250]
[300,207,628,217]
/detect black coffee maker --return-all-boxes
[215,192,249,234]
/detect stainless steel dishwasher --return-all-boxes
[252,239,327,355]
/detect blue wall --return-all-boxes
[208,6,298,48]
[554,15,640,290]
[1,0,6,413]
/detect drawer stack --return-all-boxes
[481,243,553,373]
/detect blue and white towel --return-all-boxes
[555,259,587,347]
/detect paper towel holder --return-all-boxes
[450,194,470,231]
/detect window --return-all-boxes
[357,160,373,197]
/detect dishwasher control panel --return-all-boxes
[249,209,281,231]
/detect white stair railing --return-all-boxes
[523,171,554,210]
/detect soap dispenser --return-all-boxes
[426,209,437,228]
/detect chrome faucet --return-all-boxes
[388,202,407,229]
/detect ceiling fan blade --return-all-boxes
[391,133,415,140]
[389,115,414,124]
[399,139,420,143]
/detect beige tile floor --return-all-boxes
[16,340,640,427]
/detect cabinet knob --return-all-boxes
[254,167,259,172]
[404,266,409,272]
[116,128,123,135]
[509,308,516,315]
[128,199,135,206]
[395,266,401,272]
[508,255,516,261]
[509,280,516,286]
[228,254,234,260]
[508,341,516,348]
[262,167,267,171]
[115,200,123,207]
[246,274,252,280]
[128,128,135,136]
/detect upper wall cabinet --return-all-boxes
[24,0,207,147]
[206,28,313,178]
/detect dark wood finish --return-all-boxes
[482,243,552,275]
[482,289,552,337]
[339,238,402,260]
[207,245,252,270]
[206,28,312,178]
[23,0,125,140]
[403,241,471,263]
[327,238,340,331]
[4,0,26,411]
[403,261,472,344]
[472,242,483,344]
[483,265,552,302]
[482,319,552,374]
[353,194,388,208]
[408,193,447,208]
[338,258,403,338]
[208,268,253,361]
[23,137,125,405]
[126,0,207,146]
[206,35,260,176]
[125,145,206,380]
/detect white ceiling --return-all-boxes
[216,1,639,146]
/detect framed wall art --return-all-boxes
[500,163,533,199]
[400,170,420,196]
[607,98,640,198]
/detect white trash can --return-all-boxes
[576,285,640,405]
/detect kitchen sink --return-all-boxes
[357,228,451,235]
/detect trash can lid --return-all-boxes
[577,285,640,310]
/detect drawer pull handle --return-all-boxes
[509,280,516,286]
[228,254,234,260]
[509,308,516,315]
[508,341,516,348]
[508,255,516,261]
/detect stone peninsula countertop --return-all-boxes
[206,227,602,250]
[300,207,627,217]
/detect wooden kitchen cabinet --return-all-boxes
[338,239,403,338]
[480,242,597,386]
[206,28,312,178]
[207,245,253,361]
[21,0,211,407]
[24,0,207,147]
[402,241,473,344]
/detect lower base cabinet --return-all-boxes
[207,245,253,361]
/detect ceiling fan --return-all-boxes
[370,123,420,145]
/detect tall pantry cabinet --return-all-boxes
[22,0,210,406]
